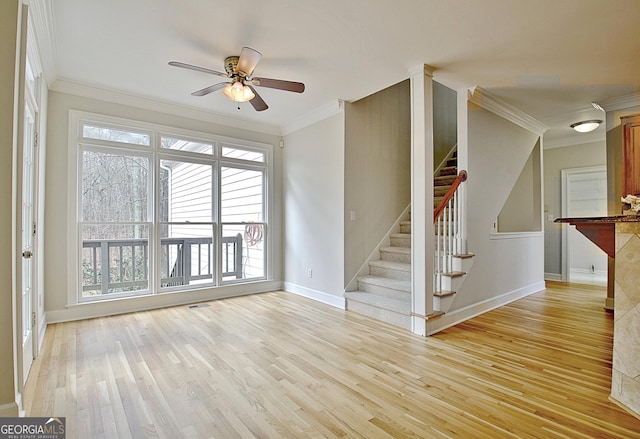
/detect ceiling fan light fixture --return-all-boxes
[223,80,255,103]
[570,119,602,133]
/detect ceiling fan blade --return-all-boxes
[237,47,262,77]
[191,82,229,97]
[169,61,228,78]
[247,86,268,111]
[252,77,305,93]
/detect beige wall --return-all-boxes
[498,141,542,232]
[543,141,606,276]
[0,0,20,416]
[283,112,345,304]
[344,80,411,285]
[433,81,457,169]
[454,102,543,310]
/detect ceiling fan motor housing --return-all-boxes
[224,56,241,77]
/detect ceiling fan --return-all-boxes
[169,47,305,111]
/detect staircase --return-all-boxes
[434,151,458,208]
[345,148,474,331]
[344,219,413,329]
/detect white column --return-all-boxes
[456,89,470,254]
[410,65,435,336]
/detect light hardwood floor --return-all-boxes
[25,282,640,438]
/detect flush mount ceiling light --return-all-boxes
[570,119,603,133]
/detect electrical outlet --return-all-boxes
[307,268,313,278]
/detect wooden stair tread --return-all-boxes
[435,175,456,185]
[439,271,466,278]
[411,310,445,320]
[433,290,456,297]
[439,166,458,176]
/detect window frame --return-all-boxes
[68,110,272,305]
[78,144,154,301]
[218,159,268,284]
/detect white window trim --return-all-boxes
[67,110,273,307]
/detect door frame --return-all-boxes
[15,3,44,399]
[560,165,607,282]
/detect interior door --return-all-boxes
[21,89,37,384]
[564,167,607,285]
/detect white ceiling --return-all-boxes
[42,0,640,142]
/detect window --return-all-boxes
[74,113,270,302]
[158,158,214,289]
[80,149,151,298]
[221,165,265,280]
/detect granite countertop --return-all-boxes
[555,215,640,223]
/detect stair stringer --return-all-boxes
[344,204,411,292]
[433,254,474,313]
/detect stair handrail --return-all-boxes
[433,170,467,223]
[433,170,468,299]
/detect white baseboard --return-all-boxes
[570,268,607,276]
[426,281,545,335]
[0,401,19,417]
[283,282,346,309]
[545,272,563,281]
[46,280,283,323]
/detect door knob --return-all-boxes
[22,250,32,259]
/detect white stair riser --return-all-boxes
[433,257,474,312]
[433,294,456,311]
[380,249,411,264]
[358,281,411,300]
[390,235,411,247]
[346,300,411,330]
[434,274,464,294]
[434,255,471,272]
[370,265,411,281]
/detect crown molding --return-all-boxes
[543,131,605,149]
[50,78,283,136]
[599,92,640,112]
[409,64,436,78]
[281,99,344,136]
[468,86,549,136]
[27,0,58,87]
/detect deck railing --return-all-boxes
[82,234,243,294]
